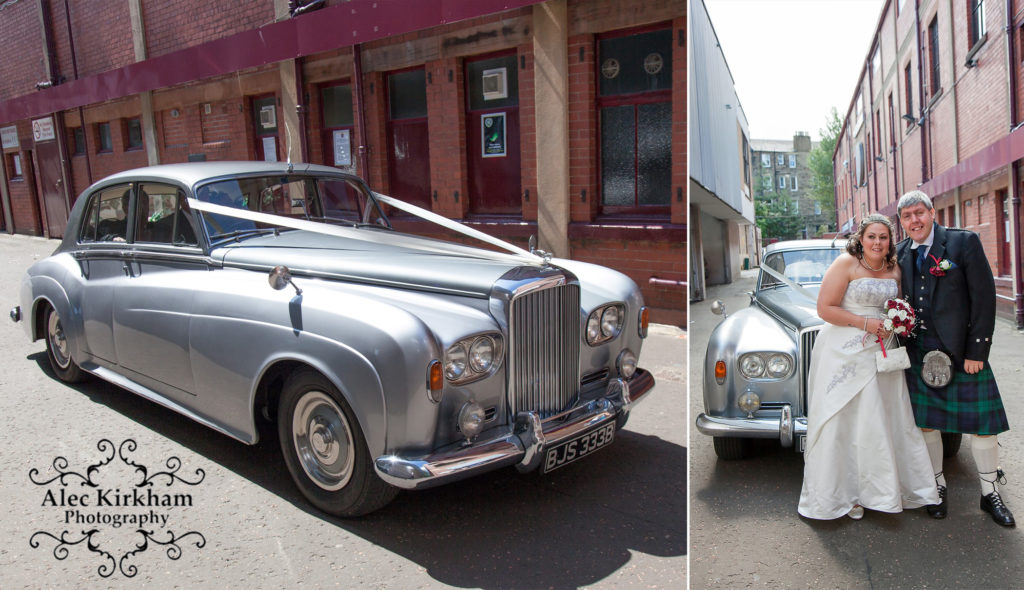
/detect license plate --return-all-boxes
[798,434,806,453]
[542,421,616,473]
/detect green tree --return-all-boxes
[807,107,842,230]
[754,183,804,242]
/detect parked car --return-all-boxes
[11,161,655,516]
[695,239,961,460]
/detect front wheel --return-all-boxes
[278,368,397,517]
[45,306,86,383]
[712,436,748,460]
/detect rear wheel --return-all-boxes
[278,368,397,517]
[941,432,962,458]
[45,306,86,383]
[712,437,748,460]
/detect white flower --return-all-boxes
[883,319,894,331]
[938,259,952,270]
[897,309,908,320]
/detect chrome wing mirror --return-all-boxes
[710,300,727,318]
[269,265,302,296]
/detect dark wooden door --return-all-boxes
[34,138,68,237]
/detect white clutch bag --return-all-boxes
[875,335,910,372]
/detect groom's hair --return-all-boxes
[897,190,934,214]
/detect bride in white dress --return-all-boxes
[798,215,939,520]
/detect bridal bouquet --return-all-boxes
[875,298,915,373]
[881,298,916,336]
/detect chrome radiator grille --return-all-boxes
[508,283,581,418]
[799,327,820,411]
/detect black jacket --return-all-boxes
[897,223,996,363]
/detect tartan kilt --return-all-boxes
[906,332,1009,435]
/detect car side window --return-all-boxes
[80,185,131,243]
[134,183,198,246]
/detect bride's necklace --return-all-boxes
[860,255,885,272]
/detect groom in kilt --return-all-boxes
[896,190,1013,526]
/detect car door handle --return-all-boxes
[122,263,131,276]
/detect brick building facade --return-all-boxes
[751,132,831,241]
[834,0,1024,325]
[0,0,685,326]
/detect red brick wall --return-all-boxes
[518,44,538,222]
[426,57,468,218]
[0,1,46,101]
[363,71,389,193]
[568,33,598,223]
[66,1,134,78]
[142,0,275,59]
[571,235,685,326]
[671,15,685,226]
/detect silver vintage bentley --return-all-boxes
[11,161,654,516]
[696,239,961,460]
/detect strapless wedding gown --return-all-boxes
[798,278,939,519]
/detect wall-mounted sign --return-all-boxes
[481,112,506,158]
[262,136,277,162]
[32,117,56,142]
[333,129,351,167]
[0,126,18,149]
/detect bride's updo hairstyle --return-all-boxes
[845,213,897,269]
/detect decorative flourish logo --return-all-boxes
[29,439,206,578]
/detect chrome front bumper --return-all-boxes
[374,369,655,490]
[695,404,807,448]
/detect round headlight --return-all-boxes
[458,401,486,439]
[766,354,792,378]
[616,349,637,379]
[739,354,765,379]
[469,337,494,373]
[445,343,467,380]
[601,306,620,337]
[586,312,602,343]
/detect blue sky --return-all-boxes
[704,0,886,141]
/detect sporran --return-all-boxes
[921,350,953,387]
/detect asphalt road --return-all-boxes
[689,269,1024,589]
[0,234,685,589]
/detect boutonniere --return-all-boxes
[929,254,954,276]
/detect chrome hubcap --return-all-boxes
[47,312,71,369]
[292,390,354,491]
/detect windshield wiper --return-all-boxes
[308,216,390,230]
[209,228,276,242]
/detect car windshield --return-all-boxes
[195,175,389,241]
[759,248,841,290]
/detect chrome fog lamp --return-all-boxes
[600,305,621,337]
[766,354,793,378]
[458,401,486,439]
[444,343,467,380]
[739,354,765,379]
[469,337,494,373]
[616,349,637,379]
[737,390,761,418]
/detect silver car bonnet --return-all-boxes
[215,231,529,297]
[755,286,825,331]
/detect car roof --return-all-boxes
[763,238,848,255]
[94,161,354,191]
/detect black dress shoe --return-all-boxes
[926,485,947,519]
[980,492,1016,527]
